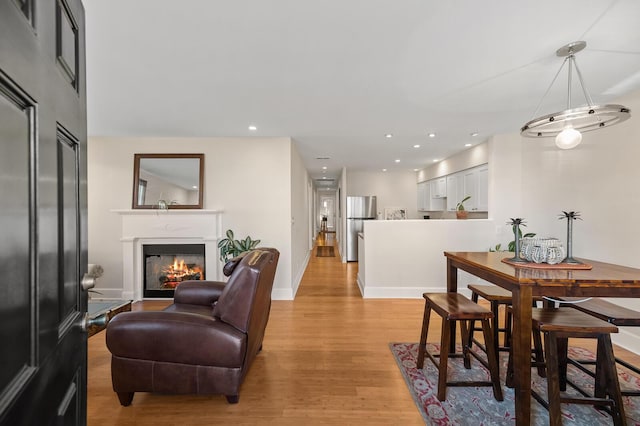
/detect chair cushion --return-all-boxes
[106,311,246,367]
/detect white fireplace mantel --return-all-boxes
[112,209,223,300]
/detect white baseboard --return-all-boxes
[91,288,131,300]
[361,286,444,299]
[290,250,311,299]
[271,288,294,300]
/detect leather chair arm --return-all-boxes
[106,311,246,367]
[173,280,226,306]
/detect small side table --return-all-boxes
[87,300,132,337]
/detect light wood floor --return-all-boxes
[87,233,640,425]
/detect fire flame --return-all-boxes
[161,258,203,288]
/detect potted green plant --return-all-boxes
[217,229,261,262]
[455,195,471,219]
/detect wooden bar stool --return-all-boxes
[467,284,514,359]
[560,297,640,397]
[508,308,626,426]
[416,293,503,402]
[467,284,545,377]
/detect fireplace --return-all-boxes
[114,209,222,301]
[143,244,205,298]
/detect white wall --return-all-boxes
[290,142,312,297]
[88,136,306,300]
[346,169,419,219]
[417,143,489,182]
[337,167,347,261]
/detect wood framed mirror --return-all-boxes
[132,153,204,209]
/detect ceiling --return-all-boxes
[83,1,640,189]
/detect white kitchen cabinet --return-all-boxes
[446,173,464,211]
[417,181,429,211]
[445,164,488,212]
[417,180,445,211]
[462,168,478,211]
[430,177,447,198]
[429,193,445,211]
[419,163,488,212]
[476,164,488,212]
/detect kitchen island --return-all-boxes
[357,219,495,298]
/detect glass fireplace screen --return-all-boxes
[143,244,205,298]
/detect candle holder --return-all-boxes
[559,211,582,264]
[507,218,528,263]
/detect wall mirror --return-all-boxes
[132,153,204,209]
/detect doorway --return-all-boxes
[319,194,336,232]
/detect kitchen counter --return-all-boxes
[356,219,496,298]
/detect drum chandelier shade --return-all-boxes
[520,41,631,150]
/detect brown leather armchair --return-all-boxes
[106,248,279,405]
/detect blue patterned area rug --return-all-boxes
[390,342,640,425]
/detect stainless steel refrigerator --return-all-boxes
[346,196,377,261]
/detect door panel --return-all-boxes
[0,0,87,424]
[0,65,37,414]
[58,129,81,334]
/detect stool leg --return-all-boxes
[595,340,606,399]
[449,321,456,353]
[437,317,451,401]
[490,301,500,361]
[532,329,546,378]
[504,306,512,348]
[481,318,504,401]
[544,332,563,426]
[506,344,514,388]
[557,337,568,391]
[597,334,626,426]
[461,320,471,369]
[416,301,432,369]
[467,292,479,351]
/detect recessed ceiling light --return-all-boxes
[432,159,439,162]
[382,168,387,172]
[322,166,327,170]
[248,125,257,131]
[385,133,393,138]
[413,168,419,172]
[465,143,472,147]
[394,159,401,163]
[192,186,198,189]
[413,144,421,148]
[470,132,479,137]
[428,133,436,138]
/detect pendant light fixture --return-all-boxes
[521,41,631,149]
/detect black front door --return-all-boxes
[0,0,88,425]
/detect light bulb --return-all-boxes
[555,127,582,150]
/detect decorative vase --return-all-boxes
[507,218,528,263]
[560,211,582,265]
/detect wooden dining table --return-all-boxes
[445,251,640,425]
